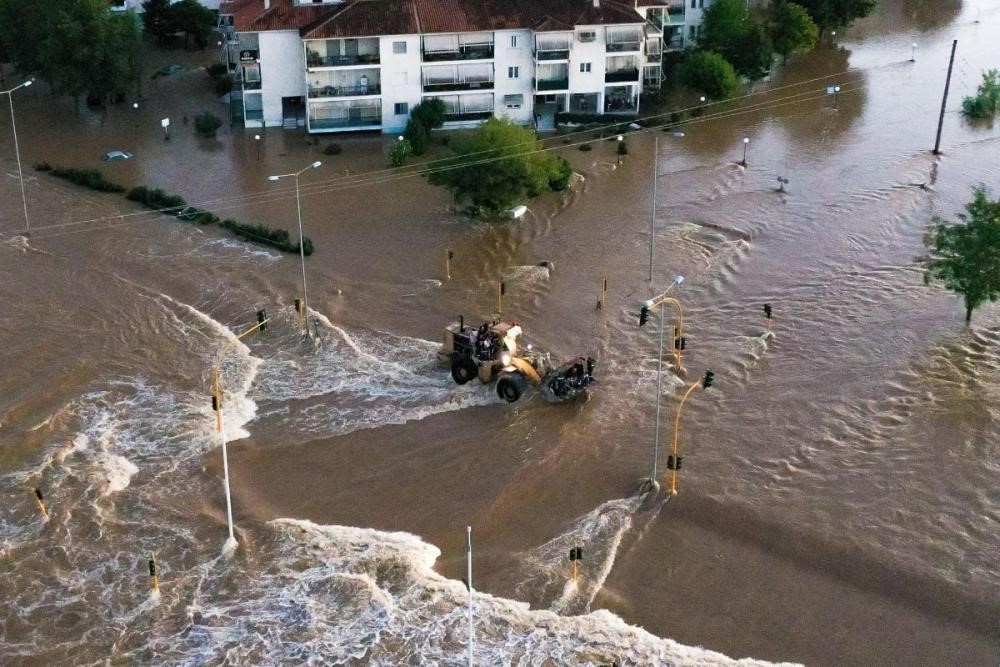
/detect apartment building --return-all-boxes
[223,0,678,133]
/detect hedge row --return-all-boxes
[554,112,641,125]
[33,164,312,255]
[34,163,126,193]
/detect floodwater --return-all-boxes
[2,0,999,664]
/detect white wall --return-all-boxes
[492,29,534,125]
[378,35,423,133]
[568,25,610,110]
[259,30,306,126]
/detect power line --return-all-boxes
[1,63,889,241]
[19,84,865,243]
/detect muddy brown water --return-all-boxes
[2,1,1000,664]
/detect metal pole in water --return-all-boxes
[648,135,658,282]
[294,173,309,333]
[466,526,473,667]
[650,303,666,487]
[933,39,958,155]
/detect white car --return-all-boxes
[102,150,132,162]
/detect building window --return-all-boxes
[690,0,696,7]
[508,66,519,79]
[394,102,409,115]
[699,0,705,7]
[580,62,591,73]
[689,25,697,40]
[510,35,518,48]
[504,94,523,109]
[393,41,407,54]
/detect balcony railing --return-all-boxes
[605,68,639,83]
[535,49,570,61]
[422,45,494,62]
[536,78,569,91]
[605,98,637,113]
[607,41,641,53]
[242,79,262,90]
[443,110,493,121]
[244,109,264,121]
[308,83,381,98]
[422,80,494,92]
[306,53,381,68]
[310,117,381,129]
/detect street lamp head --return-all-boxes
[672,275,685,285]
[398,135,405,141]
[699,96,706,102]
[254,134,261,140]
[267,175,281,181]
[672,131,685,138]
[132,102,139,109]
[912,42,917,47]
[834,85,841,92]
[616,135,624,142]
[23,80,33,88]
[311,160,322,168]
[641,298,654,308]
[743,137,750,144]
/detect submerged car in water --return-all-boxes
[101,150,132,162]
[438,317,595,403]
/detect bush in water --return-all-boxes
[36,164,126,193]
[220,219,313,255]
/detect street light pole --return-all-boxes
[648,131,684,282]
[2,80,33,236]
[254,134,261,161]
[740,137,750,167]
[640,275,684,493]
[269,161,322,333]
[466,525,474,667]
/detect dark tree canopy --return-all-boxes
[770,1,819,63]
[0,0,142,103]
[795,0,876,34]
[677,51,741,100]
[923,186,1000,323]
[428,118,572,215]
[700,0,771,79]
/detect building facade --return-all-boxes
[223,0,703,133]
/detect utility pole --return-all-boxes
[648,135,657,282]
[466,526,473,667]
[933,39,957,156]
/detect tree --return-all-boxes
[677,51,740,100]
[388,137,413,167]
[770,1,819,63]
[961,69,1000,119]
[428,118,571,215]
[170,0,215,49]
[700,0,771,79]
[923,186,1000,323]
[403,98,446,155]
[795,0,876,36]
[141,0,175,44]
[194,111,222,137]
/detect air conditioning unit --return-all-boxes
[578,31,596,43]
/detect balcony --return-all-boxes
[536,49,570,61]
[606,27,643,53]
[537,78,569,91]
[422,45,494,62]
[422,64,493,92]
[309,100,382,130]
[604,86,637,113]
[443,110,493,121]
[244,109,264,122]
[605,68,639,83]
[306,38,380,68]
[308,69,380,98]
[308,83,381,98]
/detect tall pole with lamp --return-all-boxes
[2,79,33,236]
[268,161,322,333]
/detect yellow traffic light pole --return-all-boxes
[668,380,702,496]
[211,315,268,554]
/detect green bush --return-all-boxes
[549,156,574,191]
[961,69,1000,119]
[578,144,593,152]
[219,219,313,255]
[677,51,740,100]
[194,111,222,137]
[388,137,414,167]
[206,63,228,79]
[403,118,430,155]
[40,166,125,193]
[126,186,187,210]
[214,77,234,97]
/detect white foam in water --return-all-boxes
[251,314,498,438]
[100,455,139,495]
[152,519,796,666]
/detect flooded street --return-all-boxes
[2,0,999,664]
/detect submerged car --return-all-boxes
[101,150,132,162]
[439,317,595,403]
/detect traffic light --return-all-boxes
[667,455,682,470]
[500,281,506,295]
[674,336,686,350]
[448,250,454,260]
[763,303,772,319]
[211,395,219,411]
[703,370,714,389]
[257,309,267,332]
[294,298,302,314]
[639,305,649,326]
